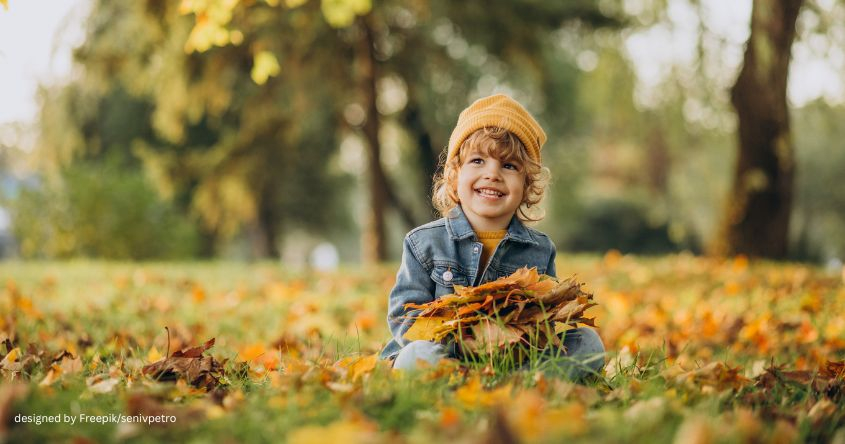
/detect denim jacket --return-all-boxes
[380,205,557,360]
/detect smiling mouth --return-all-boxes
[475,188,504,198]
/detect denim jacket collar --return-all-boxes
[445,205,538,246]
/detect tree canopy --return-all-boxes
[5,0,845,261]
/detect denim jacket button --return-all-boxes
[442,270,453,282]
[473,246,479,254]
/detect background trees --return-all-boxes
[712,0,805,258]
[3,0,845,262]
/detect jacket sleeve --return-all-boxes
[546,238,557,278]
[386,235,436,348]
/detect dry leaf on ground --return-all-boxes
[141,338,225,390]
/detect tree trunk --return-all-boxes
[197,227,218,258]
[645,124,670,196]
[247,221,270,259]
[256,192,280,258]
[711,0,804,258]
[358,15,388,263]
[402,98,440,218]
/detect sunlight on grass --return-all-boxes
[1,253,844,442]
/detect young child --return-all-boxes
[380,94,604,379]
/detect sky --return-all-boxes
[0,0,843,128]
[624,0,845,112]
[0,0,88,125]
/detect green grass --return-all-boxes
[1,255,843,443]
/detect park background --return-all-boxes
[2,0,845,443]
[1,0,844,265]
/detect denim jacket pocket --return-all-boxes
[430,264,468,297]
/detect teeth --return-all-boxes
[477,189,503,197]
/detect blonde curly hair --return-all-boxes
[431,127,550,222]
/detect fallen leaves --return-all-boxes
[2,257,845,442]
[142,338,226,391]
[0,347,20,370]
[38,364,63,387]
[670,361,751,392]
[454,375,512,408]
[286,415,379,444]
[146,346,164,364]
[334,353,380,382]
[1,342,81,386]
[87,375,121,394]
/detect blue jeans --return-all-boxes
[393,327,605,381]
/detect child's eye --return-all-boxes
[469,158,483,165]
[504,162,520,171]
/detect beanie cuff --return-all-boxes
[447,94,546,164]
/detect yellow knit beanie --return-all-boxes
[447,94,547,163]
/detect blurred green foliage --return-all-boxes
[10,161,198,259]
[562,198,686,255]
[9,0,624,260]
[3,0,844,261]
[791,101,845,260]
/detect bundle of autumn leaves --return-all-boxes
[403,267,598,355]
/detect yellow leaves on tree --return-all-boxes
[180,0,372,83]
[180,0,241,53]
[251,51,281,85]
[193,174,258,238]
[320,0,371,28]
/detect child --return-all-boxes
[380,94,604,379]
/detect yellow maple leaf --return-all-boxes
[146,346,163,363]
[454,376,512,408]
[347,354,378,380]
[403,317,449,341]
[39,363,63,387]
[1,347,19,366]
[237,343,266,362]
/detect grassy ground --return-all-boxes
[1,253,844,443]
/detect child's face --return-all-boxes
[456,147,526,231]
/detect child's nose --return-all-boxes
[482,164,503,180]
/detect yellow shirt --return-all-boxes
[476,230,507,269]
